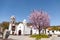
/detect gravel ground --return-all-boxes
[0,35,60,40]
[8,35,35,40]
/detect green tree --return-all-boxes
[1,22,9,31]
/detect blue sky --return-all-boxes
[0,0,60,26]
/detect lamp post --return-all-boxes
[30,26,32,35]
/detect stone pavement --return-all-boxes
[41,35,60,40]
[8,35,60,40]
[51,35,60,40]
[51,37,60,40]
[8,35,35,40]
[0,35,60,40]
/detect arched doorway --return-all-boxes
[18,30,21,35]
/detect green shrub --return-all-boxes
[30,34,48,40]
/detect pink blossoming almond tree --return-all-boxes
[29,10,50,34]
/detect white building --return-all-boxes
[46,27,60,35]
[9,16,60,35]
[9,16,39,35]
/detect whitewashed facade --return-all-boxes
[46,29,60,35]
[9,16,60,35]
[9,16,39,35]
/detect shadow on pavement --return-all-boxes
[4,38,16,40]
[0,37,16,40]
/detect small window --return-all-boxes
[52,30,54,33]
[12,26,15,31]
[48,31,49,33]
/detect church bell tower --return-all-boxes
[9,16,16,35]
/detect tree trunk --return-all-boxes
[30,29,32,35]
[39,26,41,34]
[39,29,41,34]
[45,29,46,34]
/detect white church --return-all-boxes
[8,16,39,35]
[8,16,60,35]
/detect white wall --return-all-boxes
[32,28,39,34]
[9,24,12,34]
[16,23,24,35]
[46,29,60,35]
